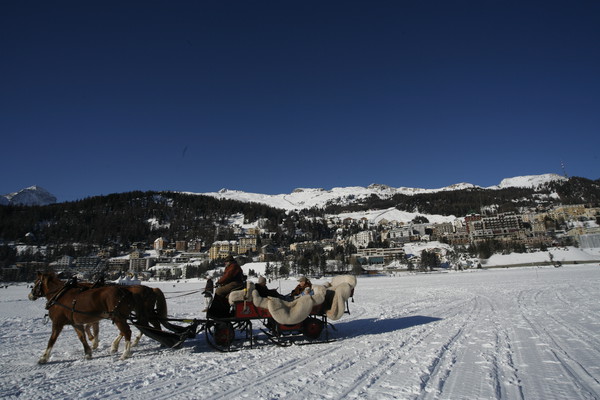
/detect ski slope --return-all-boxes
[1,264,600,399]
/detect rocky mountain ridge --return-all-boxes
[1,186,57,206]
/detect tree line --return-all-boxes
[0,191,292,248]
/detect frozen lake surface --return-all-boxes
[1,264,600,399]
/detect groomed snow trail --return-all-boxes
[1,265,599,399]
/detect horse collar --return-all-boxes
[45,285,69,310]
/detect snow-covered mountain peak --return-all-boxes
[495,173,567,189]
[2,186,57,206]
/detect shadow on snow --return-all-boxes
[333,315,442,339]
[133,315,443,352]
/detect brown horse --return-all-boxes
[28,272,136,363]
[86,285,168,349]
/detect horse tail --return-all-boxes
[153,288,168,319]
[122,287,148,326]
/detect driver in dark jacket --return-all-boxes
[215,255,244,298]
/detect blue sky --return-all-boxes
[1,1,599,202]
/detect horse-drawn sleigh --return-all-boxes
[28,272,357,363]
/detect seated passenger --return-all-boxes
[299,286,314,296]
[289,276,312,299]
[255,276,282,298]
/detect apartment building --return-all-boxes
[209,240,239,260]
[382,226,412,244]
[238,236,258,254]
[154,237,168,250]
[483,212,523,235]
[349,230,374,248]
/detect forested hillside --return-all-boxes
[1,177,599,256]
[323,177,600,215]
[0,191,294,247]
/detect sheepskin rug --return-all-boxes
[228,275,357,325]
[326,275,357,320]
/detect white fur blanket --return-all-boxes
[263,285,327,325]
[230,283,327,325]
[266,296,315,325]
[325,275,357,321]
[329,274,357,289]
[228,281,254,304]
[229,276,357,324]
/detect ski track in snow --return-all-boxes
[1,265,600,399]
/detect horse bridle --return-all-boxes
[30,278,45,299]
[30,276,64,306]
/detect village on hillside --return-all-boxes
[2,203,600,282]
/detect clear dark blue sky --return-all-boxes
[2,1,599,202]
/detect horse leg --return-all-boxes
[39,322,64,364]
[133,329,143,347]
[114,319,132,360]
[111,334,123,353]
[85,323,100,350]
[73,324,93,360]
[85,323,93,340]
[90,323,99,350]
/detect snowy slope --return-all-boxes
[2,264,600,399]
[494,173,568,189]
[193,174,565,211]
[484,246,600,267]
[332,207,457,225]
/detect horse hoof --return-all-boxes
[38,358,48,364]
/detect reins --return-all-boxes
[163,290,201,299]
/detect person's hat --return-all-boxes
[224,255,235,263]
[258,276,266,285]
[297,276,307,283]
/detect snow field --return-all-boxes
[1,265,600,399]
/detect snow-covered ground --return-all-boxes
[483,246,600,267]
[2,264,600,399]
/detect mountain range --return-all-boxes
[193,173,569,211]
[2,174,569,209]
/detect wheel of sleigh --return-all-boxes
[205,321,235,351]
[302,317,324,340]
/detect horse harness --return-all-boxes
[43,279,129,323]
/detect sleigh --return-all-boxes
[138,275,357,351]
